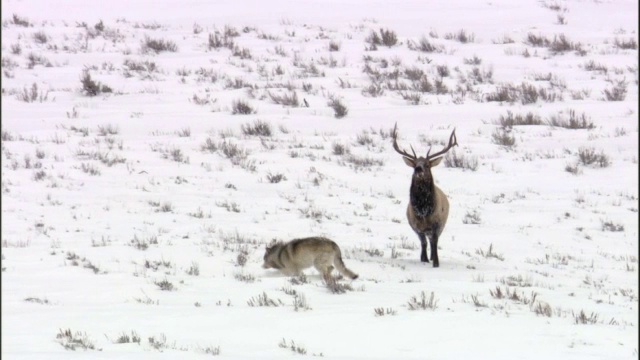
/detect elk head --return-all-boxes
[391,123,458,183]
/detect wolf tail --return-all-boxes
[333,247,358,280]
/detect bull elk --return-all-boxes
[391,123,458,267]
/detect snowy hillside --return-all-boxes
[1,0,638,358]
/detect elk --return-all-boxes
[391,123,458,267]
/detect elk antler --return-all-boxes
[426,129,458,160]
[391,123,417,161]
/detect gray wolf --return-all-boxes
[262,237,358,281]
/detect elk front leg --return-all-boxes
[417,233,429,263]
[429,234,439,268]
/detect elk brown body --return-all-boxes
[392,123,457,267]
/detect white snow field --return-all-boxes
[1,0,638,358]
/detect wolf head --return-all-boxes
[262,242,283,269]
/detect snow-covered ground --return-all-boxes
[1,0,638,358]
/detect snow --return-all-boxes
[1,0,638,358]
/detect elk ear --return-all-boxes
[402,157,416,167]
[429,157,444,167]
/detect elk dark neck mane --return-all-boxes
[410,177,436,217]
